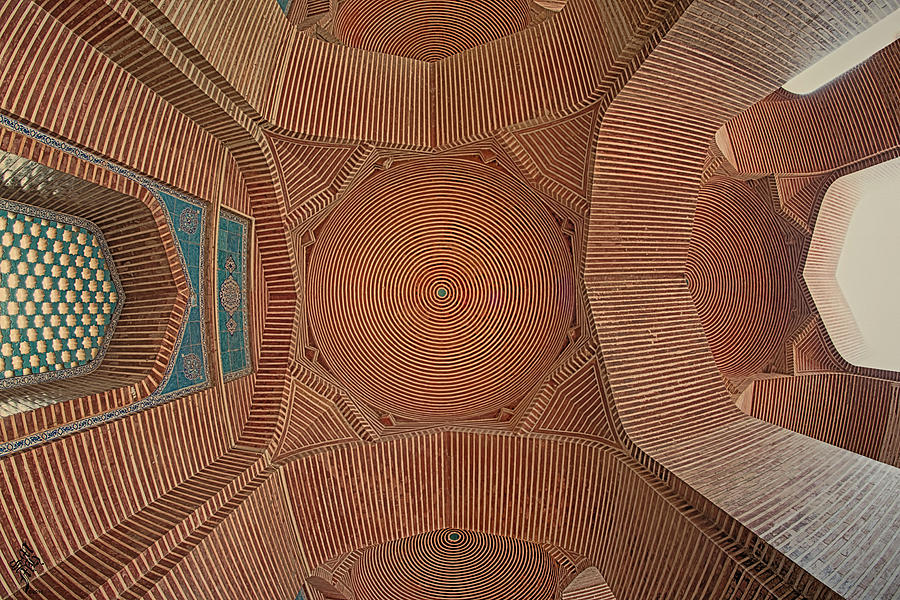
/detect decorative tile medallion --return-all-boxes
[217,210,251,381]
[0,199,124,391]
[0,114,212,457]
[178,207,199,234]
[155,190,209,400]
[182,352,202,381]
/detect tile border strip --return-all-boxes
[0,113,213,457]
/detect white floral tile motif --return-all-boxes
[217,210,251,382]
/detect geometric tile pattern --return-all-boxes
[155,190,209,399]
[0,115,213,457]
[217,210,251,381]
[0,199,123,390]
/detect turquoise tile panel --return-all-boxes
[0,199,124,389]
[0,114,214,457]
[217,210,251,381]
[154,191,209,400]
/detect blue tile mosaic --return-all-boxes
[217,210,251,381]
[0,199,124,390]
[277,0,291,14]
[154,191,209,400]
[0,114,212,458]
[295,589,307,600]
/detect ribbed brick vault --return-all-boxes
[0,1,898,599]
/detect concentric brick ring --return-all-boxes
[333,0,532,62]
[306,158,574,421]
[686,178,799,377]
[349,529,558,600]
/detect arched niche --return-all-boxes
[0,148,182,419]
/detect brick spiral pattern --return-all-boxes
[333,0,532,62]
[349,529,558,600]
[0,1,897,600]
[686,177,806,378]
[306,158,574,421]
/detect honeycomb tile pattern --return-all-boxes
[0,118,216,449]
[0,200,122,394]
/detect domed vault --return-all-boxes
[304,156,578,424]
[0,1,897,600]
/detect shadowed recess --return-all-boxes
[306,158,575,421]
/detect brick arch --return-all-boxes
[0,128,185,439]
[146,0,684,147]
[586,1,900,597]
[721,42,900,178]
[736,149,900,471]
[0,4,296,599]
[690,38,900,471]
[278,432,838,600]
[708,41,900,385]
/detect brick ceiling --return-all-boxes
[0,1,897,600]
[332,0,534,61]
[304,157,576,423]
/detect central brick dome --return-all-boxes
[305,158,574,421]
